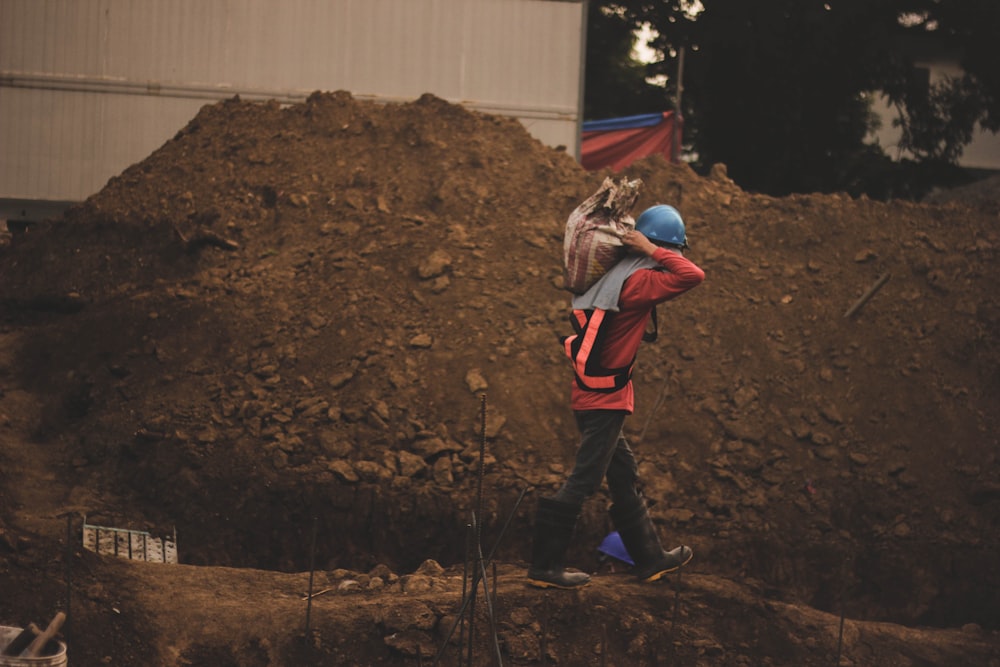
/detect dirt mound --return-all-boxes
[924,172,1000,213]
[1,91,999,665]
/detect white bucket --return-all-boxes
[0,626,67,667]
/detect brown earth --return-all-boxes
[0,91,998,666]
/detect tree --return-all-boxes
[587,0,1000,198]
[583,3,669,120]
[879,1,1000,163]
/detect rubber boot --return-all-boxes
[610,495,692,583]
[526,497,591,589]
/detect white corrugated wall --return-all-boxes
[0,0,585,209]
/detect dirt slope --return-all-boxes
[1,91,998,665]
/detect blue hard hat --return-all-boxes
[597,531,634,565]
[636,205,688,248]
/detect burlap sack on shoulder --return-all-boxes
[562,177,642,294]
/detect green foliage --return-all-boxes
[587,0,1000,198]
[584,3,670,120]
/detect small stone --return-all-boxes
[400,574,434,594]
[810,431,833,446]
[432,457,454,484]
[196,427,217,443]
[371,400,390,421]
[415,559,445,576]
[397,450,427,478]
[329,371,355,389]
[417,250,452,279]
[465,368,488,393]
[409,334,433,349]
[430,275,450,293]
[411,436,461,458]
[327,460,359,483]
[337,579,360,592]
[820,405,844,424]
[319,431,354,459]
[354,460,393,482]
[734,381,760,405]
[814,445,838,461]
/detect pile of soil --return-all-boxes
[1,91,998,665]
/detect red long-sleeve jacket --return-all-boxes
[570,247,705,413]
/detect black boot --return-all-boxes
[610,495,692,583]
[526,497,591,589]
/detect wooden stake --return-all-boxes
[844,273,891,319]
[25,612,65,658]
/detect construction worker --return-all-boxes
[528,204,705,589]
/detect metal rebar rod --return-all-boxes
[458,522,471,667]
[467,394,489,667]
[64,513,72,651]
[473,532,503,667]
[476,394,487,553]
[305,516,318,633]
[487,487,528,563]
[835,559,847,666]
[433,490,527,666]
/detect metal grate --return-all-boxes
[81,517,177,564]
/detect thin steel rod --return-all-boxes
[844,272,891,318]
[433,488,528,666]
[487,487,528,563]
[836,558,848,665]
[64,513,73,651]
[466,394,489,667]
[471,518,503,667]
[305,516,318,633]
[457,522,471,667]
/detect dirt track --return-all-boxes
[1,92,998,665]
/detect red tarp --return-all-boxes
[581,111,681,172]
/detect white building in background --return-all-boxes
[867,37,1000,173]
[0,0,588,222]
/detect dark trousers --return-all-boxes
[553,409,642,507]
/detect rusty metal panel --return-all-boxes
[1,0,584,206]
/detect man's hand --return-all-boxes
[621,230,659,257]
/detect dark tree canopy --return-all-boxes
[585,0,1000,198]
[583,3,669,120]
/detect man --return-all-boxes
[528,204,705,589]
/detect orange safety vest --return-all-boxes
[561,308,657,393]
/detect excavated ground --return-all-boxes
[1,92,998,665]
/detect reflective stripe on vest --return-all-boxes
[562,308,635,393]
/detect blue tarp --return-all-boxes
[581,111,680,171]
[582,112,666,133]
